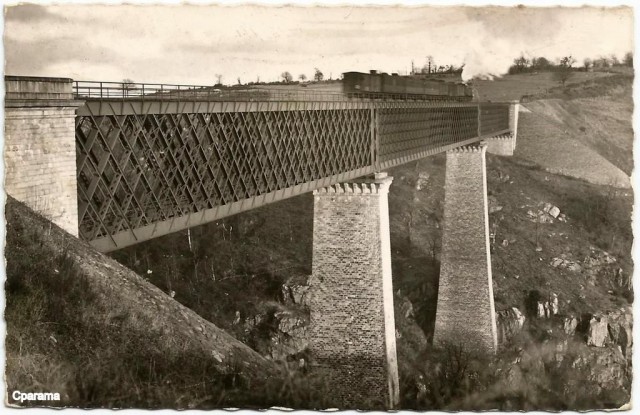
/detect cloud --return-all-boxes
[460,6,633,81]
[3,5,633,85]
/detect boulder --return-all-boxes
[587,315,609,347]
[588,346,629,391]
[607,307,633,359]
[614,268,632,291]
[542,202,561,218]
[244,313,266,332]
[488,195,503,213]
[415,172,430,190]
[563,316,579,336]
[270,311,308,361]
[290,284,309,306]
[397,295,415,319]
[550,256,582,272]
[281,276,310,307]
[550,293,559,315]
[496,307,526,345]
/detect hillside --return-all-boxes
[472,70,615,102]
[4,197,332,409]
[514,73,633,187]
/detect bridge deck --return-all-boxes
[75,97,510,251]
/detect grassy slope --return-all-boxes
[4,197,333,409]
[476,71,633,186]
[472,70,614,102]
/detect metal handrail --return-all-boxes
[72,80,473,103]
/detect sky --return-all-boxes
[3,3,635,85]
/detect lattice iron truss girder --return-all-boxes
[75,99,511,251]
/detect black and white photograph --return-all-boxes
[1,1,635,411]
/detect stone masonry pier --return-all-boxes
[308,174,399,409]
[4,76,83,236]
[486,101,519,156]
[433,143,498,354]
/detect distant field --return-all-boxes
[472,71,614,102]
[240,70,621,102]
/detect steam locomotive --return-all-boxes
[342,70,472,101]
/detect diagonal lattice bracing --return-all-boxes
[479,103,510,136]
[77,108,373,245]
[378,106,479,162]
[76,99,511,250]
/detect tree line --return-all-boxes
[508,52,633,75]
[280,68,324,84]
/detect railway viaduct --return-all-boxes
[4,76,519,409]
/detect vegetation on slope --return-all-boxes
[4,197,332,409]
[515,73,633,187]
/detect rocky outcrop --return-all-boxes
[270,310,308,361]
[488,195,503,214]
[586,315,609,347]
[526,202,566,223]
[563,316,579,336]
[606,307,633,360]
[241,276,312,363]
[281,276,311,307]
[496,307,526,345]
[415,172,430,191]
[525,290,560,319]
[550,256,582,272]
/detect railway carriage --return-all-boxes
[342,70,472,101]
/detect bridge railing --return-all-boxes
[73,80,472,102]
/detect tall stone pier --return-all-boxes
[4,76,83,235]
[510,100,520,146]
[486,100,520,156]
[309,173,399,409]
[434,143,498,354]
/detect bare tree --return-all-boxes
[559,55,576,68]
[610,54,620,66]
[122,78,136,97]
[553,55,576,87]
[298,73,307,82]
[532,56,552,70]
[583,57,593,70]
[215,74,223,85]
[513,55,530,71]
[281,71,293,83]
[314,68,324,82]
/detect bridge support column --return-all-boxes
[510,100,520,149]
[309,173,399,409]
[486,134,514,156]
[486,101,519,156]
[434,143,498,354]
[4,76,83,236]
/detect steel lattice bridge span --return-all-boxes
[6,76,519,408]
[67,79,511,251]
